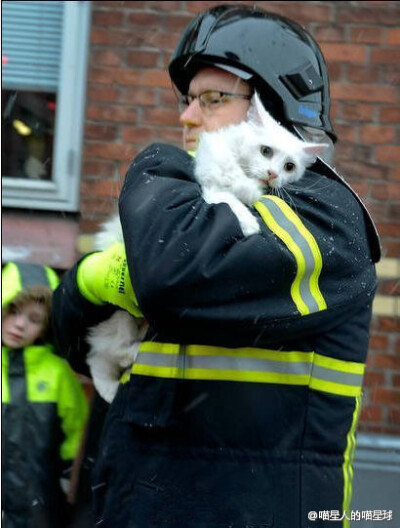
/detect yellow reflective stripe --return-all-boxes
[254,199,308,314]
[266,195,326,311]
[254,195,327,315]
[139,342,180,354]
[342,394,362,527]
[314,354,365,376]
[131,343,364,397]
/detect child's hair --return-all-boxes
[3,285,53,342]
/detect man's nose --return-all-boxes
[179,98,202,126]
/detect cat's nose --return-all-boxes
[268,170,278,180]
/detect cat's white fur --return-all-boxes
[85,216,146,403]
[195,92,328,236]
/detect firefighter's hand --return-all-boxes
[77,242,142,317]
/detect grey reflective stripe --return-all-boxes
[312,365,364,387]
[259,197,319,313]
[8,349,27,403]
[18,263,50,289]
[135,352,313,376]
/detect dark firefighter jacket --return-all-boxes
[2,344,89,528]
[53,143,379,528]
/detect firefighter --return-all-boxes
[53,5,380,527]
[2,262,89,528]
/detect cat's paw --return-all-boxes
[239,212,260,236]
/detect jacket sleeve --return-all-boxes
[119,143,378,347]
[52,260,117,375]
[56,359,89,461]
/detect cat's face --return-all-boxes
[245,93,329,189]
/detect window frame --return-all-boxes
[2,1,91,212]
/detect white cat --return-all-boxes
[85,217,147,403]
[195,92,329,236]
[87,95,328,401]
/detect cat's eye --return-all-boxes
[260,146,273,158]
[284,162,296,172]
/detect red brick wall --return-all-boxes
[81,1,400,434]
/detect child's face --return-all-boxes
[2,301,48,348]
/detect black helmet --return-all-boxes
[169,4,336,142]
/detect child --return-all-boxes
[2,262,89,528]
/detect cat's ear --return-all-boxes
[247,92,268,126]
[302,143,330,162]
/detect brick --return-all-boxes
[380,106,400,123]
[375,223,400,237]
[80,178,122,198]
[360,405,382,422]
[387,28,400,45]
[350,26,385,44]
[247,2,333,23]
[336,161,388,182]
[365,201,388,223]
[123,87,157,106]
[142,107,180,126]
[126,50,159,68]
[389,409,400,425]
[337,7,400,26]
[346,65,379,84]
[361,125,396,144]
[91,49,123,67]
[326,63,343,82]
[372,48,400,64]
[83,160,116,178]
[331,82,398,103]
[393,374,400,387]
[371,387,400,405]
[85,124,118,141]
[89,66,119,85]
[92,10,125,27]
[372,183,400,200]
[84,142,135,162]
[375,146,400,163]
[389,203,400,221]
[313,25,345,42]
[116,69,170,88]
[374,353,400,370]
[378,280,400,296]
[382,64,400,85]
[160,89,180,108]
[87,85,122,103]
[340,103,375,122]
[80,197,117,217]
[147,1,181,11]
[364,371,386,387]
[165,14,194,31]
[385,242,400,258]
[375,316,400,333]
[320,43,367,64]
[127,13,161,27]
[369,334,389,350]
[86,104,138,124]
[122,127,154,144]
[91,28,134,46]
[351,182,369,198]
[334,124,358,143]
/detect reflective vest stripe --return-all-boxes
[254,195,327,315]
[18,263,50,290]
[342,394,362,527]
[129,342,365,397]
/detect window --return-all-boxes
[2,1,91,211]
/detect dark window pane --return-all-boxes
[2,90,56,181]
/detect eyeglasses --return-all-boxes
[178,90,252,114]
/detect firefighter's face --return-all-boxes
[2,302,47,348]
[179,67,252,152]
